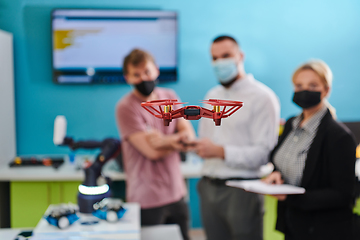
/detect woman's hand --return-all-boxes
[262,171,284,185]
[272,194,287,201]
[262,171,287,201]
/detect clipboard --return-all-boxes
[226,180,305,195]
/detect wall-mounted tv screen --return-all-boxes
[52,9,177,84]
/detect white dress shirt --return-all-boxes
[199,74,280,179]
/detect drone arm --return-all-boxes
[199,107,214,119]
[170,107,185,119]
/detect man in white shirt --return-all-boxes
[195,36,280,240]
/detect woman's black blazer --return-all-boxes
[269,109,357,240]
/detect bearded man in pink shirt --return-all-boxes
[115,49,195,240]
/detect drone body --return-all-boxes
[141,99,243,126]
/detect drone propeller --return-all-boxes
[141,99,187,106]
[200,99,244,126]
[200,99,243,106]
[141,99,188,127]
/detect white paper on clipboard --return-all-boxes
[226,180,305,195]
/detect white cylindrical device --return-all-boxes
[53,115,67,145]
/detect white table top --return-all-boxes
[0,153,203,181]
[32,202,140,240]
[0,207,180,240]
[0,225,183,240]
[0,228,23,239]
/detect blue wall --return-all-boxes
[1,0,360,230]
[1,0,360,154]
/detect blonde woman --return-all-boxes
[264,60,357,240]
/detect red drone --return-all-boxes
[141,99,243,126]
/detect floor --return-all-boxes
[189,229,206,240]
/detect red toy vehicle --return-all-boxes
[141,99,243,126]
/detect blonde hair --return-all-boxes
[292,60,336,119]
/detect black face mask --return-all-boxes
[135,80,156,96]
[292,90,321,109]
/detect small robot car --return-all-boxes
[92,198,126,222]
[45,204,79,229]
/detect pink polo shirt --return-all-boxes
[115,88,186,209]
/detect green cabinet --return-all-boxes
[263,195,284,240]
[10,181,81,228]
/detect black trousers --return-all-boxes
[141,198,189,240]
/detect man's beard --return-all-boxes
[220,75,238,88]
